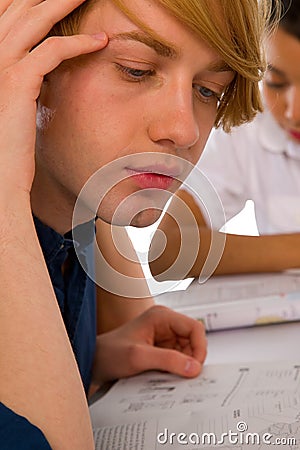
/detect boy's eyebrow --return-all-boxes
[206,59,233,73]
[109,31,179,59]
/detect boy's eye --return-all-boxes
[115,64,155,81]
[198,86,214,98]
[194,84,220,103]
[115,64,222,104]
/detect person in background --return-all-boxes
[0,0,275,448]
[150,0,300,281]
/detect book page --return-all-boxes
[93,404,300,449]
[90,361,300,449]
[90,362,300,427]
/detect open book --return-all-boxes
[90,361,300,449]
[154,271,300,331]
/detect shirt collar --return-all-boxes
[33,215,96,263]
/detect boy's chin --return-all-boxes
[129,208,162,228]
[97,192,167,227]
[99,208,162,228]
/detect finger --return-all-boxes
[135,346,203,379]
[28,32,108,72]
[149,306,207,362]
[0,0,48,42]
[187,320,207,363]
[169,313,207,362]
[0,0,88,59]
[0,33,107,100]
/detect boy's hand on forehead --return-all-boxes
[0,0,107,200]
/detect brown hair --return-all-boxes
[49,0,280,132]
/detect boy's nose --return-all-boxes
[147,87,200,151]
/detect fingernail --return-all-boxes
[184,358,201,374]
[92,32,107,40]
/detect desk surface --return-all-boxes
[206,320,300,365]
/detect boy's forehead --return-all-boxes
[79,0,230,49]
[80,0,185,40]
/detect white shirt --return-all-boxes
[183,110,300,234]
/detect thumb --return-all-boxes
[139,346,202,378]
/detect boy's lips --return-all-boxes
[126,166,180,190]
[129,172,175,189]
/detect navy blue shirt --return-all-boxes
[0,216,97,448]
